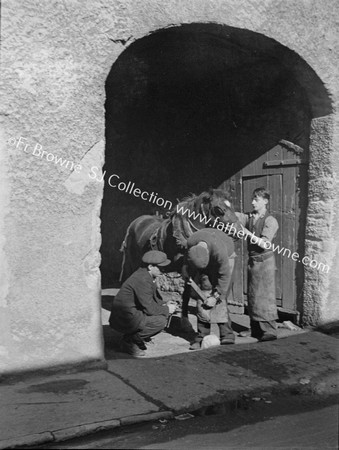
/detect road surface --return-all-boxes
[39,390,338,449]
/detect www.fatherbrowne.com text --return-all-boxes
[10,136,329,273]
[175,203,330,274]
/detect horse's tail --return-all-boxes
[119,222,133,282]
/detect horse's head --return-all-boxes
[200,188,230,216]
[173,188,241,235]
[200,188,242,235]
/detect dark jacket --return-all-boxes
[109,267,169,334]
[187,228,235,298]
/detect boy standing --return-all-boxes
[236,187,279,341]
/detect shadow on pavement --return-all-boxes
[101,293,304,360]
[102,294,196,360]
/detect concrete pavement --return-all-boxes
[0,327,338,449]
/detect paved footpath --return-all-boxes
[0,330,338,449]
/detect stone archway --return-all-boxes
[1,1,338,376]
[100,23,333,325]
[2,0,339,378]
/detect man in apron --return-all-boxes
[184,228,236,349]
[236,187,279,341]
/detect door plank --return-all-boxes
[281,166,297,310]
[220,142,305,315]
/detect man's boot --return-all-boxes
[218,323,235,345]
[131,332,147,350]
[120,335,146,357]
[190,320,210,350]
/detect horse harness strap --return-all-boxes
[187,218,199,232]
[187,203,208,231]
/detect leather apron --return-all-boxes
[247,212,278,322]
[196,257,235,324]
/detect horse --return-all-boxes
[119,188,241,331]
[119,188,240,282]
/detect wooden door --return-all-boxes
[221,141,307,315]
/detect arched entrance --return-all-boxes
[100,23,332,322]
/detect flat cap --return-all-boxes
[187,245,209,269]
[142,250,170,266]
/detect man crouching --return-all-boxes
[109,250,177,357]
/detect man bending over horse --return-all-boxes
[109,250,177,357]
[184,228,236,349]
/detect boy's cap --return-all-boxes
[142,250,170,266]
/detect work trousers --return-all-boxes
[250,319,277,339]
[194,320,235,343]
[124,315,167,349]
[247,254,278,339]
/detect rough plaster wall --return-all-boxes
[0,0,338,373]
[326,123,339,325]
[303,117,338,325]
[0,0,124,373]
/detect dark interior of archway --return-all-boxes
[101,23,314,286]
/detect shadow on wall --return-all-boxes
[100,23,329,287]
[316,321,339,336]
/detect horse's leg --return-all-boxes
[119,235,134,283]
[180,273,195,333]
[126,227,143,278]
[119,221,141,282]
[181,282,190,317]
[124,244,137,281]
[119,225,131,282]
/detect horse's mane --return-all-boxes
[176,189,230,212]
[180,192,199,203]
